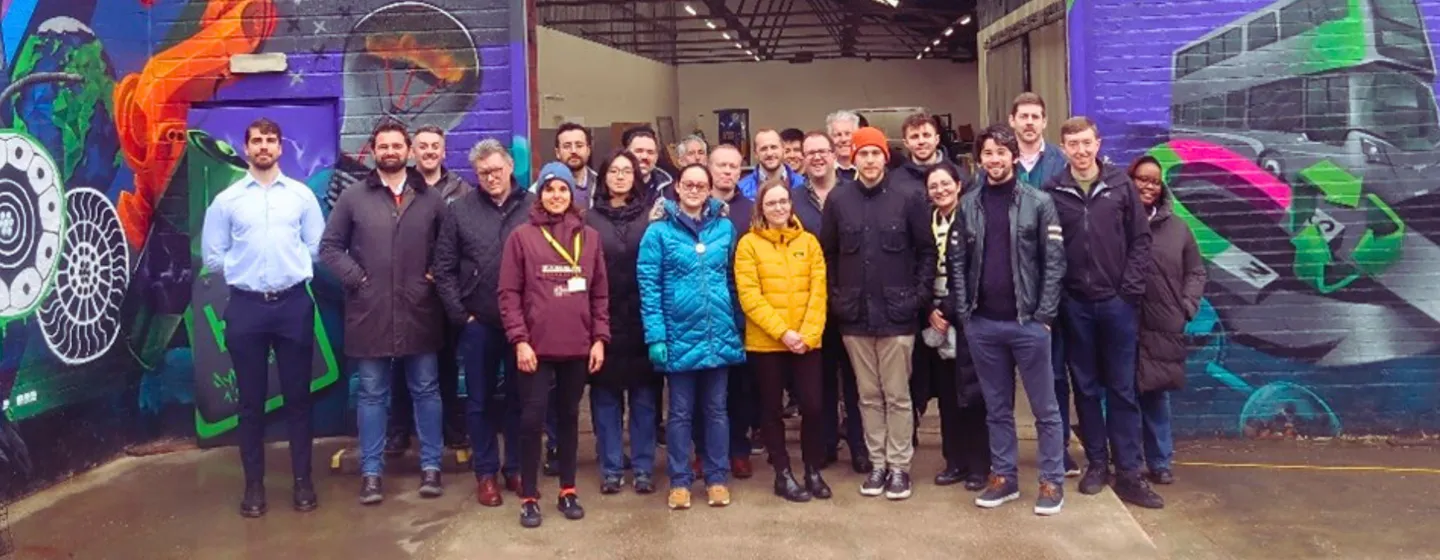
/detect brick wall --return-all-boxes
[1068,0,1440,437]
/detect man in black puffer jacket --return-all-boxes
[1043,116,1163,510]
[433,139,534,507]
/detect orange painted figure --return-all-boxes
[113,0,277,248]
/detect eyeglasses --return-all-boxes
[607,167,633,176]
[476,167,507,178]
[763,199,792,209]
[677,181,709,192]
[804,149,833,158]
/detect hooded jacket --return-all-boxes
[636,197,746,373]
[433,178,534,327]
[585,185,656,388]
[319,168,447,358]
[1044,163,1152,302]
[1137,184,1206,393]
[498,170,611,361]
[737,164,805,201]
[734,216,827,353]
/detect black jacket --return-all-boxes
[1044,163,1151,302]
[319,168,447,358]
[432,180,535,327]
[944,174,1066,325]
[819,172,936,337]
[1137,189,1206,393]
[585,195,657,388]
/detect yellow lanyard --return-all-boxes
[540,227,582,272]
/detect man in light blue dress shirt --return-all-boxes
[201,118,325,519]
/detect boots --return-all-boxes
[773,468,813,503]
[804,465,833,499]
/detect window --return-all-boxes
[1248,13,1279,49]
[1226,90,1248,128]
[1280,0,1349,39]
[1371,0,1423,27]
[1356,71,1440,150]
[1200,95,1227,127]
[1249,78,1304,132]
[1177,42,1209,77]
[1304,75,1350,142]
[1212,28,1243,66]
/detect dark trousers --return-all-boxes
[516,360,586,498]
[911,341,990,475]
[966,317,1064,485]
[1062,296,1144,474]
[727,363,758,459]
[751,351,825,472]
[459,322,520,477]
[226,285,314,485]
[389,320,463,438]
[821,324,864,458]
[1052,306,1074,449]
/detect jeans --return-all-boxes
[459,322,520,477]
[591,383,658,478]
[751,351,825,471]
[966,317,1064,485]
[517,360,587,498]
[356,353,442,476]
[1062,296,1144,473]
[728,363,758,459]
[226,286,314,485]
[666,368,730,488]
[842,335,916,472]
[1140,390,1174,471]
[389,319,463,439]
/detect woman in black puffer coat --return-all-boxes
[585,150,661,495]
[1129,155,1206,487]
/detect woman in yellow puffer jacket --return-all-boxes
[734,177,831,503]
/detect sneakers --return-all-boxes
[557,489,585,520]
[974,474,1020,508]
[884,470,912,500]
[668,488,692,510]
[419,470,443,498]
[1034,481,1064,516]
[359,475,384,505]
[599,475,623,495]
[1113,472,1166,509]
[634,474,657,495]
[1064,451,1081,477]
[1078,462,1110,495]
[707,484,731,507]
[519,499,543,528]
[859,468,889,497]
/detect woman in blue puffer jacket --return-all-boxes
[637,163,747,511]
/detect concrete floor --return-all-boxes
[6,415,1437,559]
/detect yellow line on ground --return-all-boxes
[1176,461,1440,474]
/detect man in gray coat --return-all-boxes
[320,120,448,505]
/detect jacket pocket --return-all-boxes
[839,227,863,255]
[883,287,918,323]
[880,226,907,253]
[830,286,863,322]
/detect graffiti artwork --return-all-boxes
[0,0,530,499]
[1070,0,1440,437]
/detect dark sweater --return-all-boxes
[975,177,1018,321]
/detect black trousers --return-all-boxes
[912,340,990,476]
[822,323,864,458]
[517,359,586,498]
[389,320,463,438]
[752,351,825,471]
[226,285,314,484]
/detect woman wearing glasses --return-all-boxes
[1128,155,1205,486]
[586,151,660,495]
[734,177,832,502]
[637,163,746,510]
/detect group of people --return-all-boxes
[201,91,1204,528]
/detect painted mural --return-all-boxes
[0,0,531,500]
[1070,0,1440,437]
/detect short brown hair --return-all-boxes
[802,130,833,148]
[902,112,938,136]
[1059,116,1099,140]
[1010,92,1046,117]
[245,118,282,143]
[370,118,410,148]
[414,124,445,138]
[750,175,792,227]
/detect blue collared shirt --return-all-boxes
[201,170,325,292]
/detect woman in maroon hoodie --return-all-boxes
[498,161,611,529]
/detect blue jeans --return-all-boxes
[459,322,520,477]
[1140,390,1174,471]
[357,353,442,476]
[666,368,730,488]
[1062,296,1144,473]
[591,383,658,478]
[965,317,1064,485]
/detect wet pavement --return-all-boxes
[6,416,1436,559]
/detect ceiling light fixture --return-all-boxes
[706,20,716,29]
[746,49,753,55]
[735,42,743,48]
[754,55,762,61]
[722,32,731,39]
[932,38,941,46]
[915,53,923,59]
[960,14,972,25]
[943,27,953,36]
[872,0,899,7]
[924,46,931,53]
[684,4,697,16]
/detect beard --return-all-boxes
[377,156,407,173]
[566,156,586,171]
[251,155,276,171]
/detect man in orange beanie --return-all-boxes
[818,125,934,501]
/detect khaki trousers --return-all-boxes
[841,335,916,472]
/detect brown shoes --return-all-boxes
[731,457,753,479]
[476,475,503,507]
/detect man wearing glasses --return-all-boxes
[531,122,597,208]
